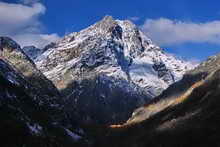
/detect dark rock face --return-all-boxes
[0,59,80,147]
[0,37,62,111]
[0,37,84,147]
[152,60,175,83]
[64,74,149,125]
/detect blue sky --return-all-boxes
[1,0,220,62]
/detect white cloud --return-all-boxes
[13,33,60,48]
[0,1,60,48]
[128,16,140,22]
[0,2,45,34]
[141,18,220,46]
[19,0,40,5]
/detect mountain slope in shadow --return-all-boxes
[87,54,220,147]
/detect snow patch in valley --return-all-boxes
[6,72,20,86]
[27,123,43,135]
[64,128,82,141]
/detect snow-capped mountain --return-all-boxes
[37,16,193,94]
[36,16,194,124]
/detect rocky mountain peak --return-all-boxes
[36,16,195,124]
[0,37,20,49]
[0,36,34,65]
[101,15,114,22]
[0,37,20,52]
[95,15,117,29]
